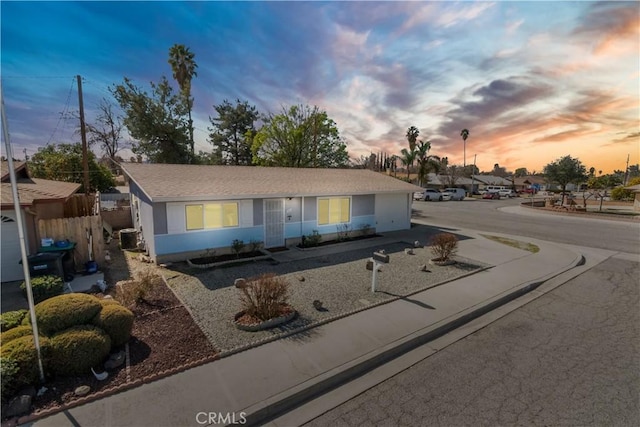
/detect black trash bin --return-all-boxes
[24,253,65,279]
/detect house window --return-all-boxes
[318,197,350,225]
[186,203,238,230]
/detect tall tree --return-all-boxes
[168,44,198,162]
[415,140,441,187]
[29,143,115,193]
[251,104,349,168]
[406,126,419,153]
[460,128,469,167]
[514,167,529,177]
[543,155,587,204]
[208,99,259,165]
[85,99,128,171]
[112,77,190,163]
[399,148,416,181]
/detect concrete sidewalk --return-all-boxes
[30,229,584,427]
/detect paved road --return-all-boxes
[306,255,640,426]
[411,198,640,254]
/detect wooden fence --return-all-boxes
[38,216,104,272]
[64,194,97,218]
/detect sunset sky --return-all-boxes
[1,1,638,173]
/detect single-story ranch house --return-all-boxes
[121,164,423,263]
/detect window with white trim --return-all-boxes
[185,202,239,230]
[317,197,350,225]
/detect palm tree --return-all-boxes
[460,128,469,167]
[400,148,416,181]
[415,140,441,187]
[168,44,198,162]
[406,126,419,153]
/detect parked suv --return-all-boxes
[442,188,466,201]
[498,189,517,198]
[413,188,443,201]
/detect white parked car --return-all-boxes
[442,188,466,201]
[413,188,443,201]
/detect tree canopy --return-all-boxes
[85,99,128,169]
[543,155,587,202]
[111,77,190,163]
[168,44,198,161]
[208,99,259,165]
[29,143,115,193]
[251,105,349,168]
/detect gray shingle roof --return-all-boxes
[121,164,423,202]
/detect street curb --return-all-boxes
[241,251,585,426]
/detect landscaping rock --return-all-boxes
[234,278,247,289]
[74,385,91,397]
[419,264,430,272]
[404,248,414,255]
[103,295,113,299]
[5,395,31,417]
[105,350,126,370]
[414,240,421,248]
[298,276,305,282]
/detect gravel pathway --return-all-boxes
[163,242,486,354]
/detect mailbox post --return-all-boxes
[371,251,389,292]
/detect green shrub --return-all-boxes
[231,239,245,258]
[91,304,134,347]
[20,275,64,304]
[1,310,28,332]
[301,230,322,247]
[0,335,50,387]
[1,326,33,345]
[610,187,633,201]
[34,293,103,336]
[49,325,111,376]
[1,356,19,402]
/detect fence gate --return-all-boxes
[264,199,285,248]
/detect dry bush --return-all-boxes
[430,233,459,261]
[117,270,162,306]
[239,273,290,321]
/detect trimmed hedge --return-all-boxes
[0,335,50,387]
[1,357,20,403]
[91,303,134,347]
[1,310,28,332]
[1,325,33,345]
[32,293,103,336]
[20,275,64,304]
[49,325,111,376]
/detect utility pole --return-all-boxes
[77,75,90,195]
[624,154,630,185]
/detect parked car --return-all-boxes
[482,192,501,200]
[498,189,517,198]
[440,192,452,201]
[442,188,466,201]
[414,188,443,201]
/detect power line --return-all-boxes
[46,77,76,145]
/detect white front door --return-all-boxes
[264,199,285,248]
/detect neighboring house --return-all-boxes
[121,164,422,263]
[1,161,80,282]
[624,184,640,212]
[471,175,514,189]
[513,175,547,193]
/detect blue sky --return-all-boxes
[1,1,638,173]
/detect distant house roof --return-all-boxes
[624,184,640,192]
[0,161,81,208]
[121,163,423,202]
[472,175,513,186]
[514,175,546,186]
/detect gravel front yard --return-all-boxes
[163,241,486,354]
